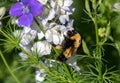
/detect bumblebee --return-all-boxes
[56,30,81,62]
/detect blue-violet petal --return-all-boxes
[28,0,43,16]
[21,0,29,5]
[18,13,33,27]
[9,2,23,16]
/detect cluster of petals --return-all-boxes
[39,0,74,26]
[9,0,43,27]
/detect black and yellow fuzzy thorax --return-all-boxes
[56,30,81,62]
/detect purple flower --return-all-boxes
[9,0,43,27]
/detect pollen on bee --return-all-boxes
[70,33,81,48]
[55,45,62,50]
[70,33,81,41]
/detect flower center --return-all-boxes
[22,5,30,14]
[57,0,64,7]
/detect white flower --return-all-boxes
[64,0,73,7]
[13,30,34,54]
[0,7,6,19]
[46,9,56,21]
[58,9,74,24]
[39,7,56,26]
[112,2,120,11]
[67,19,74,28]
[57,0,64,7]
[0,7,6,28]
[11,17,18,24]
[41,19,48,27]
[50,0,56,8]
[50,0,74,24]
[18,52,28,60]
[66,54,80,72]
[38,0,74,26]
[45,30,53,42]
[31,41,52,57]
[12,30,23,39]
[45,23,65,45]
[20,29,37,45]
[35,69,46,83]
[23,27,31,33]
[37,32,45,40]
[59,14,69,24]
[37,0,48,5]
[44,22,74,45]
[68,62,80,72]
[44,59,53,67]
[19,43,32,53]
[54,0,73,11]
[44,59,59,67]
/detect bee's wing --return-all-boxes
[66,54,79,64]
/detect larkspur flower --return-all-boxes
[38,0,48,5]
[112,2,120,11]
[45,23,65,45]
[31,41,52,57]
[13,30,32,53]
[50,0,74,24]
[12,30,23,39]
[9,0,43,27]
[67,62,80,72]
[18,52,28,61]
[13,27,37,46]
[0,7,6,28]
[37,32,44,40]
[19,43,32,53]
[0,7,6,19]
[44,22,74,45]
[38,0,74,26]
[35,69,46,83]
[20,29,37,45]
[44,59,60,68]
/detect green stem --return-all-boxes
[0,51,20,83]
[93,17,99,57]
[34,18,45,34]
[1,15,10,20]
[93,13,103,83]
[98,60,103,83]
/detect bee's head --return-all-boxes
[67,30,77,37]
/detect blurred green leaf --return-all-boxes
[82,40,90,56]
[85,0,91,13]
